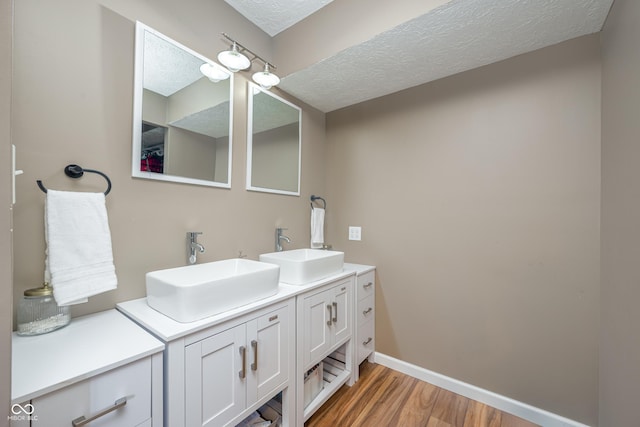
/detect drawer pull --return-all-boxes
[72,396,128,426]
[327,304,333,326]
[332,301,338,324]
[363,337,373,346]
[239,346,247,379]
[251,340,258,371]
[363,307,373,315]
[268,314,278,322]
[363,282,373,288]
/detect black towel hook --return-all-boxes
[310,195,326,209]
[37,164,112,196]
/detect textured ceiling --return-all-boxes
[224,0,335,36]
[230,0,613,113]
[171,104,231,138]
[252,89,300,134]
[143,30,205,97]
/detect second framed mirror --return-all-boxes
[247,83,301,196]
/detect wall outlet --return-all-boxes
[348,226,362,241]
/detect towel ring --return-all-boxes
[310,195,326,209]
[37,164,112,196]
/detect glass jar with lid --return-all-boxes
[17,283,70,336]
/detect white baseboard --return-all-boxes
[373,352,590,427]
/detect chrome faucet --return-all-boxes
[275,228,291,252]
[187,231,205,264]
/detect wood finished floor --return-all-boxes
[305,361,540,427]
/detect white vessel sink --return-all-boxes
[259,249,344,285]
[146,259,280,323]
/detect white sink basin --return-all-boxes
[259,249,344,285]
[146,259,280,323]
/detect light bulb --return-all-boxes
[217,42,250,72]
[252,64,280,89]
[199,63,229,82]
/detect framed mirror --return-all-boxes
[247,83,302,195]
[132,22,233,188]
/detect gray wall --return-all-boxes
[11,0,326,319]
[600,0,640,425]
[326,35,601,425]
[0,0,12,422]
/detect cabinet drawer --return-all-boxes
[356,320,375,364]
[356,271,375,301]
[31,358,152,427]
[357,295,374,326]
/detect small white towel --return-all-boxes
[45,190,117,306]
[310,207,325,249]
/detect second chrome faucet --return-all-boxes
[187,231,205,264]
[275,228,291,252]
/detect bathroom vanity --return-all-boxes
[11,310,165,427]
[117,263,375,427]
[118,282,301,426]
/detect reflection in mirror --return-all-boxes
[247,83,302,195]
[132,22,233,188]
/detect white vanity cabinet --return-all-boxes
[11,310,165,427]
[118,294,297,427]
[184,305,290,427]
[116,268,365,427]
[301,278,351,367]
[296,276,354,423]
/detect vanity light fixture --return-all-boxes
[252,63,280,90]
[218,33,281,89]
[217,41,251,72]
[199,62,230,82]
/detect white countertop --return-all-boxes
[344,263,375,276]
[12,309,165,404]
[117,268,368,343]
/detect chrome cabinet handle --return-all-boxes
[363,282,373,288]
[363,307,373,315]
[327,304,333,326]
[251,340,258,371]
[72,397,128,426]
[239,345,247,379]
[363,337,373,346]
[332,301,338,324]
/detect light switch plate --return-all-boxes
[349,226,362,241]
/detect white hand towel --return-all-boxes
[310,207,325,249]
[45,189,118,306]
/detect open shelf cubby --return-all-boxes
[303,345,351,422]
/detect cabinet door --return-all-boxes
[302,289,332,368]
[185,324,247,427]
[247,306,289,403]
[332,282,351,345]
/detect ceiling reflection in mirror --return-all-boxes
[247,83,301,196]
[132,22,233,188]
